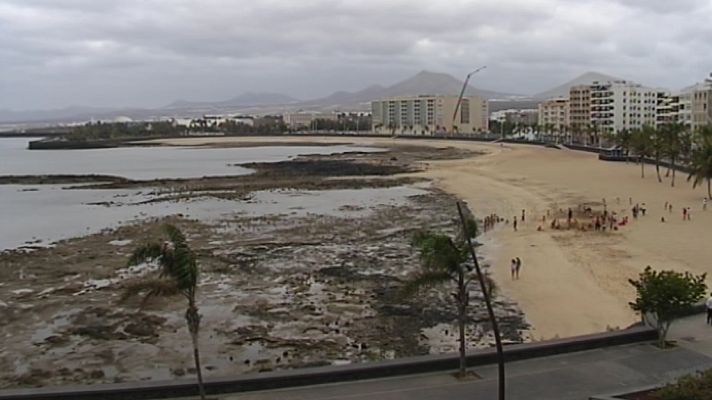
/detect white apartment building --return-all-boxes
[691,74,712,131]
[589,80,659,134]
[490,109,538,125]
[656,90,692,127]
[371,95,488,135]
[537,98,569,134]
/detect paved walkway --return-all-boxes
[181,314,712,400]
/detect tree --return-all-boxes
[614,128,633,158]
[400,211,488,378]
[688,126,712,198]
[660,122,690,187]
[122,224,207,400]
[630,127,653,178]
[628,266,707,348]
[400,204,505,400]
[642,125,665,183]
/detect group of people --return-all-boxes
[482,213,502,233]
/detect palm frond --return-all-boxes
[412,231,467,274]
[127,242,164,267]
[399,271,452,298]
[120,277,181,307]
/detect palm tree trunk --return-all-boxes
[655,154,662,182]
[456,203,505,400]
[640,156,644,178]
[671,157,676,187]
[708,179,711,199]
[457,271,467,377]
[186,305,206,400]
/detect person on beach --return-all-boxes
[704,197,708,211]
[707,293,712,325]
[513,217,518,231]
[683,207,688,221]
[669,204,673,213]
[511,259,517,280]
[515,257,522,279]
[567,208,573,224]
[521,209,526,222]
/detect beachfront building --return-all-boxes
[656,90,692,128]
[589,80,659,134]
[283,112,337,129]
[371,95,488,135]
[691,74,712,131]
[491,109,539,126]
[537,98,569,138]
[568,85,592,143]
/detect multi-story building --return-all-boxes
[569,85,591,132]
[656,90,692,127]
[537,98,569,134]
[589,80,659,134]
[490,109,538,125]
[371,95,488,135]
[691,74,712,131]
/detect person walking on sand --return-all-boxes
[707,293,712,325]
[513,217,518,232]
[515,257,522,279]
[521,209,526,222]
[683,207,687,221]
[704,197,708,211]
[511,259,517,280]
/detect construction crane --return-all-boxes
[451,66,487,132]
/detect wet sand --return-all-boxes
[155,136,712,340]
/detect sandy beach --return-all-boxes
[155,136,712,340]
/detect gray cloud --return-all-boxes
[1,0,711,110]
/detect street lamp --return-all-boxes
[452,66,487,133]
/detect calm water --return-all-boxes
[0,138,421,250]
[0,137,382,180]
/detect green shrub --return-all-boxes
[654,369,712,400]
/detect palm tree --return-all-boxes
[688,126,712,198]
[646,125,665,183]
[630,127,652,178]
[400,207,502,387]
[661,121,689,187]
[122,224,206,400]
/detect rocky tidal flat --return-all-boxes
[0,144,530,388]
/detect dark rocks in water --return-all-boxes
[239,159,413,178]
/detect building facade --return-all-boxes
[371,95,488,135]
[537,98,569,133]
[569,85,591,131]
[589,80,659,134]
[691,75,712,131]
[656,90,692,127]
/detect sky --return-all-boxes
[1,0,712,110]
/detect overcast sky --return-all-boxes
[1,0,711,110]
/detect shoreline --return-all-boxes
[145,136,712,340]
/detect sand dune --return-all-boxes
[155,136,712,340]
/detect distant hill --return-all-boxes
[533,71,624,99]
[303,70,520,110]
[165,92,300,109]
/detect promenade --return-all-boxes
[211,314,712,400]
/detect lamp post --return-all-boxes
[452,66,487,134]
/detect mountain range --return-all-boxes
[0,70,631,125]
